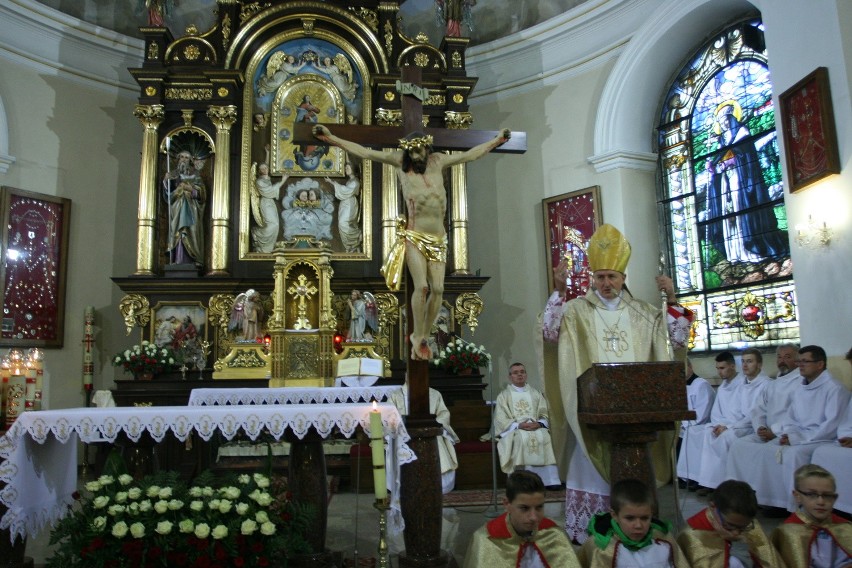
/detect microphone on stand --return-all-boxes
[484,368,501,518]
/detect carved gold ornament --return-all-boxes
[455,293,483,335]
[145,86,157,96]
[398,135,433,151]
[119,295,151,336]
[217,87,229,97]
[445,111,473,130]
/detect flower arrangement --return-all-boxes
[47,470,313,568]
[112,341,180,377]
[431,337,491,375]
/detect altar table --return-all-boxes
[0,403,413,542]
[187,385,403,406]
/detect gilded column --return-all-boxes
[206,105,237,275]
[382,151,400,262]
[133,105,164,276]
[450,156,471,275]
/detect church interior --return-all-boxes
[1,0,851,565]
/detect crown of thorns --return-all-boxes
[398,135,433,151]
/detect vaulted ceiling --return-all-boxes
[35,0,590,47]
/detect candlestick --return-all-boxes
[369,403,387,500]
[24,361,36,411]
[28,348,44,410]
[373,497,390,568]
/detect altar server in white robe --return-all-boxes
[494,362,561,488]
[390,382,459,494]
[697,348,770,492]
[727,345,851,512]
[677,358,715,466]
[678,351,741,491]
[748,343,801,444]
[809,390,852,515]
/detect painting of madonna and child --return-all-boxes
[246,38,369,257]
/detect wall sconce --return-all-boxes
[795,215,832,249]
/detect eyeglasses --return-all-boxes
[715,507,755,533]
[795,490,838,501]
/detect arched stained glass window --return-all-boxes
[657,18,798,351]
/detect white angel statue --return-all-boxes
[346,290,378,342]
[318,54,357,101]
[228,289,265,342]
[250,162,288,253]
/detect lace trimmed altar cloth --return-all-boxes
[0,403,413,542]
[187,385,402,406]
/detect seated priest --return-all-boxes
[726,345,850,513]
[389,380,459,494]
[494,362,561,489]
[811,397,852,515]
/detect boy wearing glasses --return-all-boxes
[771,464,852,567]
[677,480,783,567]
[728,345,851,513]
[579,478,688,567]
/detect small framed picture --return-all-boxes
[542,187,601,300]
[150,301,208,350]
[779,67,841,193]
[0,187,71,348]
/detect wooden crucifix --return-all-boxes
[296,66,526,566]
[294,66,525,415]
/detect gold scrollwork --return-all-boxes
[375,108,402,127]
[351,8,378,32]
[147,42,159,60]
[207,105,237,131]
[165,88,213,101]
[455,293,483,335]
[445,111,473,130]
[208,293,236,354]
[302,18,315,35]
[221,14,232,51]
[133,105,165,130]
[451,51,462,68]
[240,2,271,23]
[374,292,399,360]
[384,20,393,57]
[119,294,151,336]
[425,94,445,106]
[181,109,194,127]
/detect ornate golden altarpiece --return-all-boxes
[113,0,492,381]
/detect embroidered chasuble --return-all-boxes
[462,512,581,568]
[552,288,673,484]
[771,512,852,568]
[495,385,558,473]
[677,509,782,568]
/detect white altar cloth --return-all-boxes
[0,403,413,541]
[187,385,403,406]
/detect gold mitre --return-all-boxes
[398,134,433,151]
[587,224,631,273]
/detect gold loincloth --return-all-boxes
[381,218,448,291]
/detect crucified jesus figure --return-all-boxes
[313,124,510,360]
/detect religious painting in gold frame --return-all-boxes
[778,67,841,193]
[149,301,208,351]
[542,186,601,300]
[239,37,374,261]
[0,187,71,348]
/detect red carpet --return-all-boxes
[442,488,565,507]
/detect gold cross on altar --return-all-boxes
[286,274,318,330]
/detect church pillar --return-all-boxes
[449,157,470,275]
[206,105,237,276]
[132,104,164,276]
[381,152,400,262]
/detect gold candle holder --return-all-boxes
[373,497,390,568]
